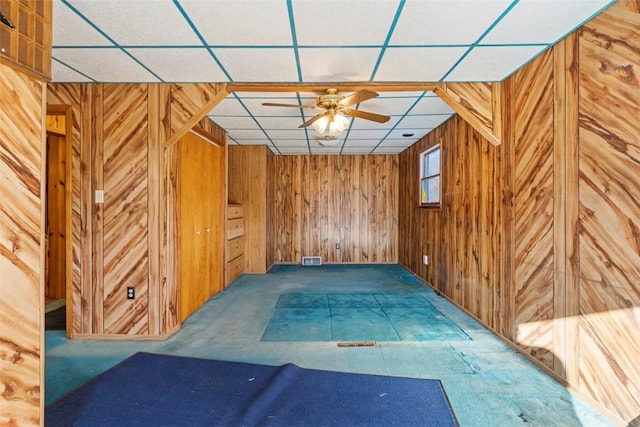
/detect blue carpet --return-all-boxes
[46,352,458,427]
[262,293,470,342]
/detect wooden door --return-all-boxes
[45,128,67,300]
[178,131,225,321]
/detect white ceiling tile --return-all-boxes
[271,140,310,148]
[446,45,547,82]
[264,129,308,140]
[129,48,227,82]
[212,116,260,130]
[398,115,450,129]
[53,1,113,46]
[51,59,93,82]
[256,116,308,130]
[482,0,614,45]
[310,146,343,155]
[359,95,421,116]
[292,0,401,46]
[377,139,415,147]
[349,117,399,131]
[374,47,468,81]
[411,96,456,115]
[340,147,375,155]
[241,97,309,117]
[53,48,160,82]
[371,146,405,154]
[228,129,267,139]
[209,97,247,116]
[298,48,380,81]
[391,0,513,45]
[214,48,299,81]
[347,129,391,140]
[63,0,201,46]
[386,128,430,140]
[233,139,269,145]
[180,0,292,46]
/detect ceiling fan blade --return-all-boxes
[338,89,379,107]
[343,109,390,123]
[299,112,327,128]
[262,102,317,109]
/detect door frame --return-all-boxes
[46,104,73,338]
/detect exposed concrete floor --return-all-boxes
[46,264,613,426]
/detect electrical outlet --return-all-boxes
[423,255,429,265]
[335,243,340,250]
[127,287,135,300]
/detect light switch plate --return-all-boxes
[95,190,104,204]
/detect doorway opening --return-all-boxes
[45,105,72,336]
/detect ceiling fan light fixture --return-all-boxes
[329,113,350,136]
[311,115,330,134]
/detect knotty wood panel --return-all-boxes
[0,63,44,426]
[102,84,150,335]
[270,155,398,264]
[578,3,640,422]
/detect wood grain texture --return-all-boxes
[0,63,44,426]
[228,145,268,273]
[578,3,640,421]
[269,155,398,264]
[102,84,150,335]
[512,48,556,369]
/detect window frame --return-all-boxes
[418,143,441,208]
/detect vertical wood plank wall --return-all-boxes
[269,155,398,264]
[0,64,45,425]
[228,145,269,273]
[46,82,227,338]
[398,2,640,423]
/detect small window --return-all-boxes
[419,144,441,207]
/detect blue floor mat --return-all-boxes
[262,293,470,342]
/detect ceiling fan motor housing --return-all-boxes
[317,88,344,109]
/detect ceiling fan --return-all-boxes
[262,88,390,136]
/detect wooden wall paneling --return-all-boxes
[90,85,104,335]
[165,83,229,148]
[578,4,640,421]
[329,156,342,263]
[266,150,276,268]
[437,82,500,146]
[162,142,180,332]
[102,84,149,335]
[147,84,161,336]
[309,156,329,260]
[0,64,44,426]
[498,76,516,341]
[340,155,360,263]
[512,49,556,369]
[228,145,269,273]
[359,156,371,262]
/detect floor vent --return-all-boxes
[301,256,322,266]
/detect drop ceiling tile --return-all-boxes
[374,47,468,81]
[242,97,308,116]
[446,45,547,82]
[256,116,308,130]
[63,0,201,46]
[398,115,450,129]
[347,129,391,140]
[348,118,399,131]
[233,139,269,145]
[129,48,227,82]
[371,146,405,154]
[298,48,380,82]
[377,139,416,147]
[209,97,247,116]
[53,48,160,82]
[180,0,292,46]
[357,95,422,116]
[385,128,431,140]
[53,1,113,46]
[264,129,308,140]
[391,0,512,45]
[411,96,456,115]
[211,116,260,131]
[292,0,401,45]
[51,59,93,82]
[482,1,614,45]
[214,48,299,81]
[228,129,267,140]
[340,147,376,155]
[271,140,310,148]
